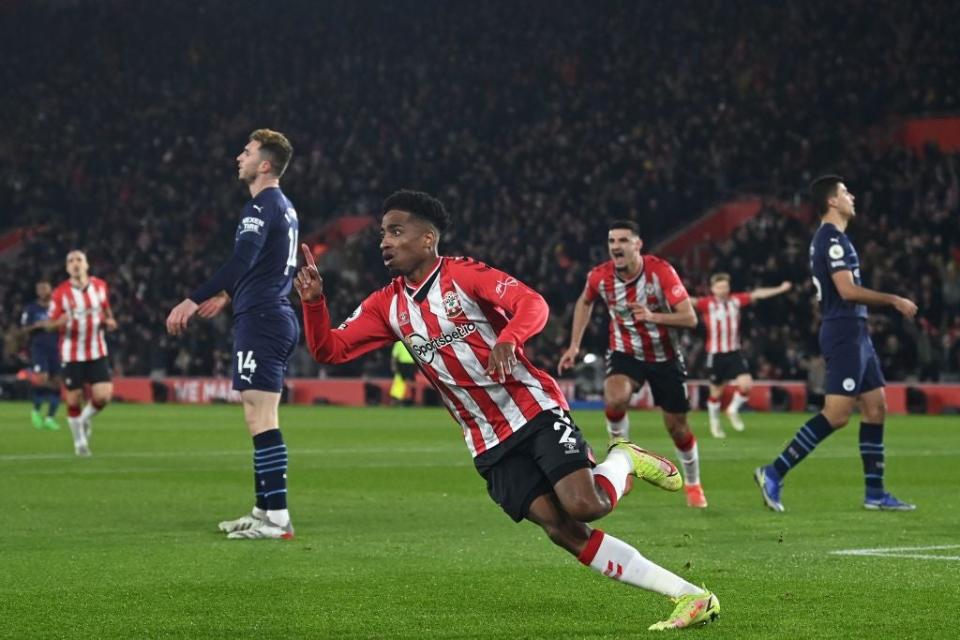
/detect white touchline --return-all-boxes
[830,545,960,561]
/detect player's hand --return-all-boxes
[295,243,324,302]
[558,346,579,374]
[104,317,118,331]
[487,342,518,384]
[197,292,230,318]
[780,281,793,292]
[629,303,655,323]
[892,296,918,318]
[166,299,199,336]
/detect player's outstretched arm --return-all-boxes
[294,243,324,301]
[750,281,792,301]
[830,271,918,317]
[559,289,595,374]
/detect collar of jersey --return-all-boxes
[614,257,645,285]
[404,257,443,303]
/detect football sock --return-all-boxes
[253,429,289,520]
[706,398,721,423]
[32,388,43,411]
[593,448,633,508]
[80,399,106,422]
[46,389,60,417]
[605,407,629,439]
[771,413,834,478]
[729,391,748,413]
[673,431,700,485]
[67,406,85,446]
[859,422,885,496]
[578,529,700,598]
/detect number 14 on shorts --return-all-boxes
[237,350,257,383]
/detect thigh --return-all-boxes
[233,311,298,393]
[823,340,864,396]
[645,360,690,413]
[241,389,282,434]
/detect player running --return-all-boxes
[755,176,918,512]
[20,279,62,431]
[166,129,300,539]
[559,221,708,508]
[691,274,792,438]
[295,190,719,631]
[46,251,118,455]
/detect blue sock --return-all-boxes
[46,390,60,417]
[253,430,288,511]
[771,413,835,478]
[859,422,884,497]
[32,388,43,411]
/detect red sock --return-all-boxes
[605,407,626,422]
[672,431,695,452]
[68,406,81,418]
[92,399,107,410]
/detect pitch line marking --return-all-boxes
[830,545,960,561]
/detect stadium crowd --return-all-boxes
[1,0,959,384]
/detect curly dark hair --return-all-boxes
[381,189,450,232]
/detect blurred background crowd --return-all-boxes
[2,0,958,384]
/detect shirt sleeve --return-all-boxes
[454,260,548,346]
[734,293,752,307]
[49,289,66,320]
[657,262,689,307]
[583,268,602,303]
[188,236,260,303]
[824,236,852,274]
[694,297,710,313]
[302,292,397,364]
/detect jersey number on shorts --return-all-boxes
[237,350,258,377]
[553,420,576,445]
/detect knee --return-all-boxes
[563,495,608,523]
[822,411,850,429]
[862,401,887,424]
[604,392,630,411]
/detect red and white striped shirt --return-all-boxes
[302,257,568,458]
[584,257,689,363]
[49,277,111,363]
[695,293,751,354]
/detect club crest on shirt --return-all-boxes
[646,283,657,296]
[443,291,464,318]
[398,310,409,324]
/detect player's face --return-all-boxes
[832,183,856,218]
[608,229,642,272]
[65,251,88,279]
[710,279,730,298]
[380,210,434,276]
[236,141,265,184]
[36,282,51,300]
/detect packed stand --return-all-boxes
[1,0,958,382]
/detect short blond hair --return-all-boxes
[710,272,731,286]
[250,129,293,177]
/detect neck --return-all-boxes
[617,255,643,280]
[71,275,89,288]
[822,211,847,232]
[248,176,280,199]
[406,256,441,286]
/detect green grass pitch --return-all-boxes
[1,402,957,639]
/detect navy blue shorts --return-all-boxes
[31,346,62,376]
[820,320,885,396]
[232,307,299,393]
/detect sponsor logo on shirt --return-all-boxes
[239,216,265,235]
[406,323,478,364]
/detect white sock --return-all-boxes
[68,417,87,446]
[675,439,700,485]
[267,509,290,527]
[606,413,630,439]
[593,448,632,506]
[252,506,267,519]
[579,529,700,598]
[80,402,101,422]
[729,392,748,413]
[707,400,721,423]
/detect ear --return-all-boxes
[636,237,644,252]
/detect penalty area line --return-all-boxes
[830,545,960,561]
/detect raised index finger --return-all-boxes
[301,243,317,268]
